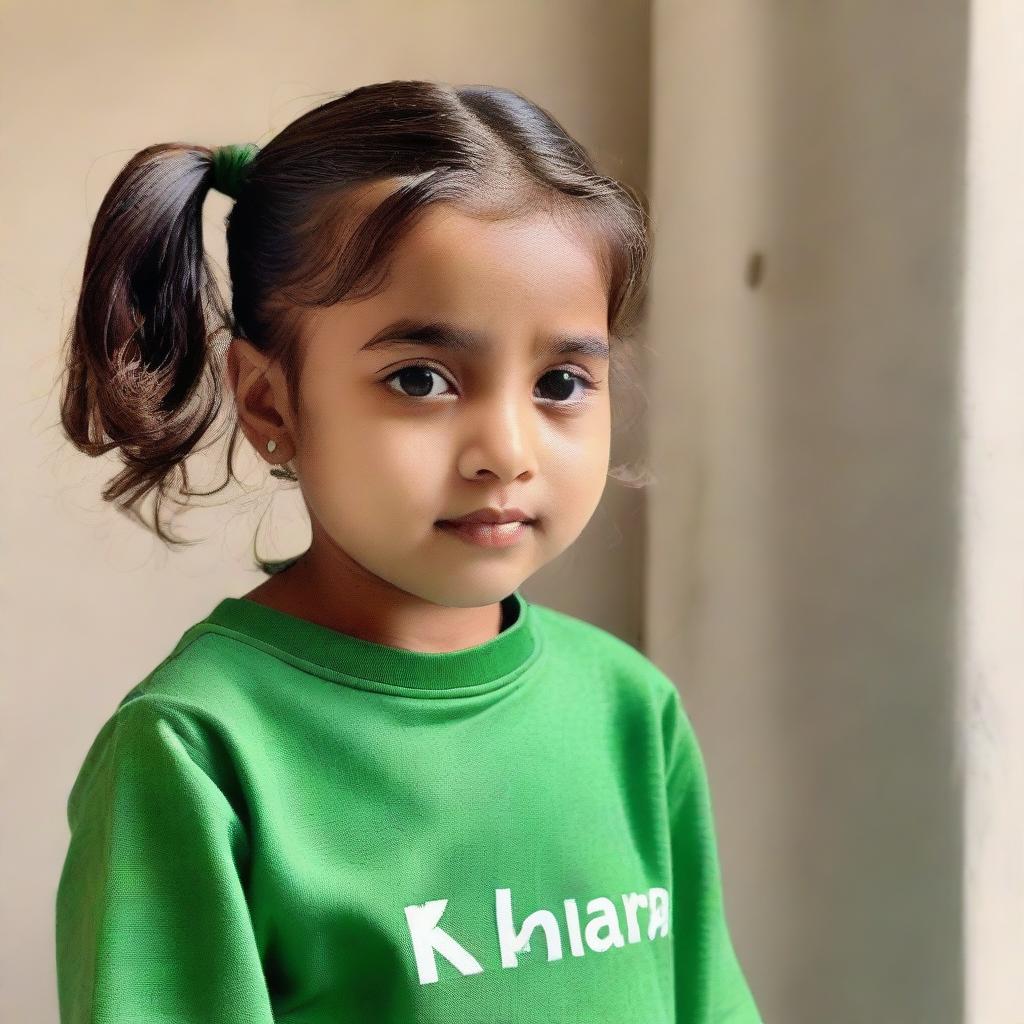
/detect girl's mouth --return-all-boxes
[434,519,535,549]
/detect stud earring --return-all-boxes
[265,437,298,482]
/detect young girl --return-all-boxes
[54,80,763,1024]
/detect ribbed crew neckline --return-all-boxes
[194,589,542,694]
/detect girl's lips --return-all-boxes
[435,519,534,549]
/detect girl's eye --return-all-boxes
[382,365,454,400]
[535,368,597,404]
[381,363,598,405]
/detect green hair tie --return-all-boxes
[210,142,259,199]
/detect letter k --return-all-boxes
[404,898,485,985]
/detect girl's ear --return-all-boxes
[226,336,268,396]
[226,336,294,460]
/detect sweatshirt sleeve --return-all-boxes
[662,684,764,1024]
[55,693,274,1023]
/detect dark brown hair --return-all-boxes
[58,80,654,572]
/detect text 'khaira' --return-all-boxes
[404,884,670,985]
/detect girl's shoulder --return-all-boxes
[530,600,682,709]
[86,612,276,785]
[114,616,260,716]
[64,609,279,825]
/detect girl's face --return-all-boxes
[244,204,612,611]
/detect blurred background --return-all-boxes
[3,1,1021,1021]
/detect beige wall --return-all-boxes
[646,3,1021,1024]
[2,2,650,1018]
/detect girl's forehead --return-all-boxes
[308,250,607,355]
[384,207,607,310]
[298,199,610,355]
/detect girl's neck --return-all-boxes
[240,553,507,653]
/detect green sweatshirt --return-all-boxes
[56,589,762,1023]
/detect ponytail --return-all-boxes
[59,142,239,543]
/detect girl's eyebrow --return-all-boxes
[358,317,610,360]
